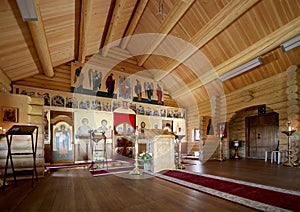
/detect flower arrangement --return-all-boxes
[140,152,152,163]
[89,129,105,136]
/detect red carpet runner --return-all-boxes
[162,170,300,211]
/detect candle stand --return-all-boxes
[175,135,185,169]
[281,130,298,167]
[218,138,225,161]
[130,135,142,175]
[232,140,241,159]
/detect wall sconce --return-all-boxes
[281,35,300,52]
[219,57,263,82]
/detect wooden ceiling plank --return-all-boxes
[120,0,149,50]
[102,0,127,56]
[137,0,195,66]
[154,0,260,81]
[171,16,300,99]
[78,0,93,64]
[27,0,54,78]
[0,67,12,92]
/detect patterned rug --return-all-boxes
[154,170,300,211]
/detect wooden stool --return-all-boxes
[271,151,281,164]
[264,150,271,162]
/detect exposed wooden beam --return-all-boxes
[78,0,93,64]
[120,0,149,50]
[102,0,126,56]
[154,0,260,81]
[171,16,300,98]
[137,0,195,66]
[0,67,11,92]
[27,0,54,77]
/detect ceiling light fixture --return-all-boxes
[16,0,38,21]
[219,57,263,82]
[280,34,300,52]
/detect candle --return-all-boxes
[288,121,292,131]
[0,126,2,134]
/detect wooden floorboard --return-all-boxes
[1,159,299,211]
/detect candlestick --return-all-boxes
[288,121,292,131]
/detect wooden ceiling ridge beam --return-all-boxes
[171,16,300,99]
[121,0,149,50]
[137,0,195,66]
[102,0,126,57]
[78,0,93,64]
[27,0,54,78]
[154,0,260,81]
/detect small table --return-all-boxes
[90,133,108,170]
[3,125,38,191]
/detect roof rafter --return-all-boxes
[27,0,54,77]
[137,0,195,66]
[120,0,149,50]
[171,16,300,98]
[78,0,93,64]
[153,0,260,81]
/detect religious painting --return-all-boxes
[52,121,73,162]
[167,109,174,118]
[79,99,90,110]
[162,120,173,132]
[133,78,143,102]
[133,78,163,105]
[91,99,101,110]
[105,73,116,98]
[145,106,153,116]
[112,101,122,111]
[52,95,64,107]
[137,104,145,115]
[2,107,18,123]
[128,102,136,113]
[156,83,163,105]
[75,117,92,139]
[71,62,105,95]
[117,75,132,100]
[66,97,78,108]
[94,116,113,139]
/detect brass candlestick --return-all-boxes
[281,130,298,167]
[130,134,142,175]
[218,137,225,161]
[176,135,185,169]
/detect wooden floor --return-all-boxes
[1,159,300,211]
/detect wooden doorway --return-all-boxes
[246,112,279,159]
[50,111,74,164]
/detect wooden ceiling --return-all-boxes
[0,0,299,107]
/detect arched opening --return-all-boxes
[228,105,279,159]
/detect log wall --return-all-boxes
[186,65,300,161]
[0,94,44,181]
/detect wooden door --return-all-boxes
[246,112,279,159]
